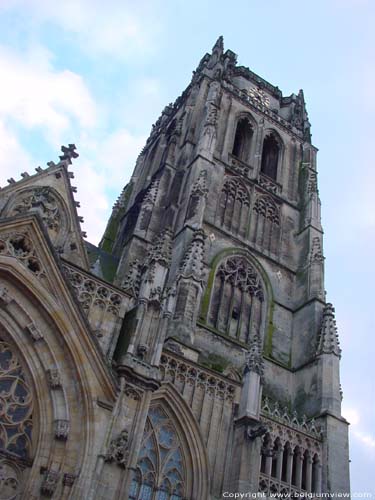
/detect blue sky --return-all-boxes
[0,0,373,493]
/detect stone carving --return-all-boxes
[0,338,33,460]
[47,369,62,389]
[63,473,76,487]
[145,229,173,271]
[307,169,318,193]
[0,460,22,499]
[59,143,78,164]
[246,424,268,440]
[316,303,341,358]
[160,353,236,401]
[245,333,264,378]
[41,469,60,497]
[259,173,280,195]
[124,384,142,401]
[139,178,160,231]
[54,419,70,441]
[25,322,43,342]
[105,429,129,468]
[0,231,46,279]
[63,264,124,316]
[230,154,253,177]
[253,195,280,225]
[310,237,324,264]
[9,187,61,233]
[0,285,11,305]
[121,259,142,297]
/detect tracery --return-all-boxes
[129,406,186,500]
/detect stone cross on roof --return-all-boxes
[59,144,79,165]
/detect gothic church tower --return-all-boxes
[0,38,349,499]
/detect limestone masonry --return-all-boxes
[0,37,350,499]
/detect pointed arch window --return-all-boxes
[130,406,186,500]
[0,337,33,460]
[232,117,254,163]
[208,256,264,343]
[260,133,280,180]
[251,195,281,255]
[216,177,250,238]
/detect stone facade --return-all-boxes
[0,38,350,499]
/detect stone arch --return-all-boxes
[202,249,273,347]
[231,113,256,163]
[130,383,209,500]
[215,176,250,238]
[260,129,284,182]
[0,252,113,496]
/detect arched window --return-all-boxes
[0,337,33,460]
[216,177,250,237]
[260,133,280,180]
[130,406,186,500]
[250,194,281,255]
[232,118,253,163]
[0,336,34,499]
[208,256,264,343]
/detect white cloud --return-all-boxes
[342,406,360,426]
[0,45,97,145]
[73,128,146,243]
[0,121,33,183]
[0,0,161,60]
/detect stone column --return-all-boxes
[286,448,293,485]
[305,455,313,492]
[313,461,322,494]
[276,445,284,481]
[295,450,303,489]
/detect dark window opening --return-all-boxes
[232,118,253,162]
[261,134,280,180]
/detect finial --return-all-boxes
[59,144,79,165]
[212,36,224,53]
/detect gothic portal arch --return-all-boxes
[130,383,209,500]
[0,243,115,497]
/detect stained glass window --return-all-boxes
[129,406,186,500]
[0,338,33,460]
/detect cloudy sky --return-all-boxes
[0,0,373,493]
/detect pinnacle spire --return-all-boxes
[212,36,224,53]
[146,228,173,268]
[316,303,341,357]
[244,333,264,378]
[178,229,206,282]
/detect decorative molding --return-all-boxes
[160,352,236,401]
[0,230,47,279]
[261,397,321,439]
[63,264,125,317]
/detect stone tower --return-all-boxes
[0,38,349,498]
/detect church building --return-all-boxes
[0,37,350,499]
